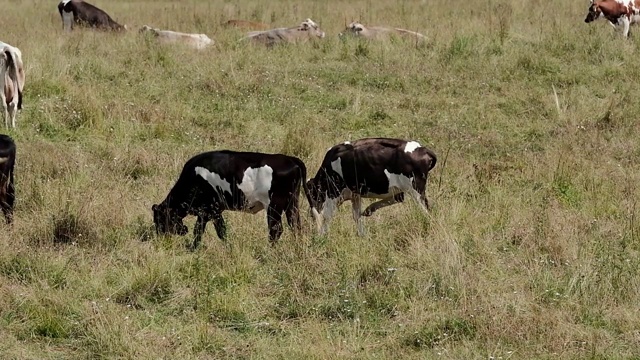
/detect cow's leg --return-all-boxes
[267,205,284,244]
[8,102,16,128]
[362,193,404,216]
[2,102,8,128]
[318,197,340,235]
[190,214,211,250]
[3,177,15,225]
[622,18,631,37]
[211,211,227,241]
[351,194,365,236]
[284,196,302,235]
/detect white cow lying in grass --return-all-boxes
[245,18,326,47]
[339,21,426,43]
[139,25,214,50]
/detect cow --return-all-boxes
[584,0,640,37]
[245,18,326,47]
[222,19,270,31]
[0,134,16,225]
[57,0,127,32]
[0,43,25,129]
[305,138,437,236]
[339,21,426,42]
[139,25,214,50]
[152,150,310,250]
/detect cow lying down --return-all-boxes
[139,25,214,50]
[152,150,309,250]
[340,21,426,42]
[305,138,437,236]
[245,18,326,46]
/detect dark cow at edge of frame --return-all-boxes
[305,138,437,236]
[152,150,310,250]
[57,0,127,32]
[0,134,16,225]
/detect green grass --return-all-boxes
[1,0,640,358]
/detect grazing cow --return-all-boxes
[339,21,426,42]
[0,43,25,128]
[584,0,640,37]
[0,134,15,224]
[152,151,310,250]
[305,138,437,236]
[139,25,214,50]
[245,18,326,46]
[222,19,270,31]
[57,0,127,32]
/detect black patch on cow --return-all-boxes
[0,134,16,224]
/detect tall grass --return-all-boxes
[0,0,639,358]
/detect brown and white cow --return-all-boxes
[153,150,310,250]
[140,25,214,50]
[0,42,25,129]
[339,21,426,42]
[222,19,270,31]
[58,0,127,32]
[0,134,16,224]
[585,0,640,37]
[305,138,437,236]
[245,18,326,47]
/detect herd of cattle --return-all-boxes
[0,0,635,248]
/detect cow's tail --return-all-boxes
[291,157,313,213]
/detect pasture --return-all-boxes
[1,0,640,358]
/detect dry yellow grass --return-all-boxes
[0,0,639,358]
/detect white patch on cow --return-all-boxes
[0,157,8,164]
[62,0,72,5]
[343,141,351,145]
[330,157,343,179]
[384,169,413,194]
[195,166,232,195]
[404,141,421,153]
[237,165,273,213]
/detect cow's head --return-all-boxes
[585,0,604,23]
[340,21,366,37]
[152,203,188,236]
[305,177,327,226]
[139,25,158,36]
[299,18,326,38]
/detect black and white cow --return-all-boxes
[0,134,16,224]
[152,150,309,250]
[58,0,127,32]
[305,138,437,236]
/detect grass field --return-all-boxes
[1,0,640,358]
